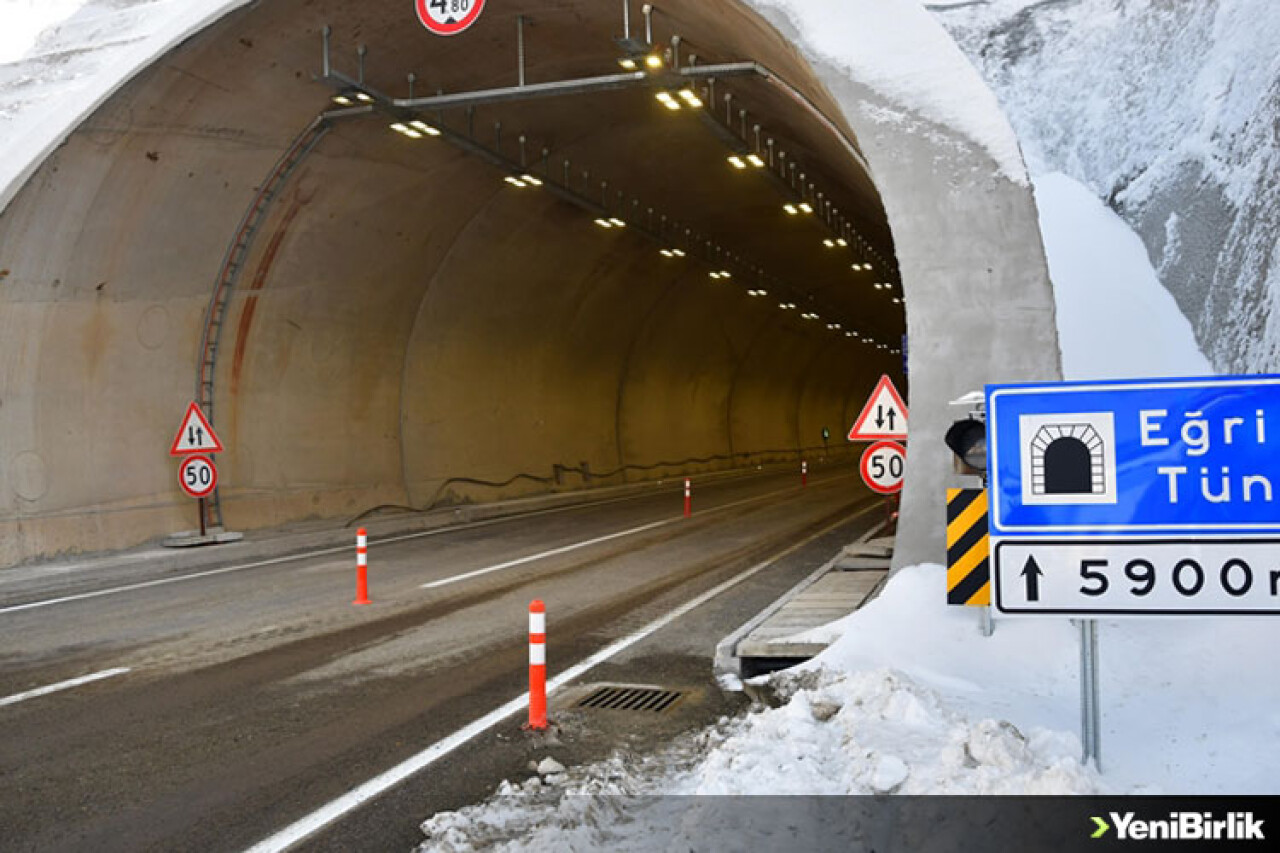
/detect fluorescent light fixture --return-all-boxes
[746,154,765,168]
[390,122,423,139]
[748,289,767,297]
[798,202,814,214]
[823,239,836,248]
[727,155,747,169]
[655,91,681,111]
[783,204,799,215]
[332,95,353,106]
[505,176,527,187]
[660,249,674,258]
[410,120,442,136]
[520,173,543,186]
[677,89,703,108]
[845,332,855,338]
[779,302,796,310]
[609,218,626,227]
[645,53,664,70]
[618,57,638,70]
[355,92,374,103]
[709,272,724,280]
[836,238,848,247]
[718,270,731,278]
[594,218,614,228]
[671,248,686,257]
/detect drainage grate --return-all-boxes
[575,684,684,714]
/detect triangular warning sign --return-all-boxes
[169,401,224,456]
[848,375,908,441]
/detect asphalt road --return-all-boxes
[0,464,883,852]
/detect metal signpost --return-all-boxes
[985,374,1280,769]
[850,374,908,513]
[169,401,224,537]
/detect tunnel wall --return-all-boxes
[0,0,1051,569]
[747,3,1063,569]
[0,2,884,567]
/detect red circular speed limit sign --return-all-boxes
[860,440,906,495]
[415,0,486,36]
[178,454,218,499]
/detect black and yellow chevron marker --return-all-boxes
[947,488,990,606]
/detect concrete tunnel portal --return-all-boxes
[0,0,1061,570]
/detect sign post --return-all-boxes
[168,401,232,545]
[985,374,1280,768]
[849,375,908,521]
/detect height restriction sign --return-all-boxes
[415,0,486,35]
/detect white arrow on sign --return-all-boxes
[848,374,908,441]
[169,401,224,456]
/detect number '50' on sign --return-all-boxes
[178,455,218,499]
[860,441,906,495]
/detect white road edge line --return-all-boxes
[421,472,858,590]
[0,469,849,617]
[0,667,132,708]
[243,500,881,853]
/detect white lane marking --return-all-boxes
[420,472,857,591]
[0,468,830,617]
[0,667,131,708]
[244,501,881,853]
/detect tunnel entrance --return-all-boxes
[192,0,907,525]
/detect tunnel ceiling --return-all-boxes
[305,0,903,346]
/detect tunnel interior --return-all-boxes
[0,0,910,564]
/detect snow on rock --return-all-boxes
[931,0,1280,374]
[747,0,1029,184]
[1034,171,1214,379]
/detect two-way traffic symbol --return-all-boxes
[848,374,908,441]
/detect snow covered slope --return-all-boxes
[930,0,1280,375]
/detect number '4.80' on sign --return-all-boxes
[415,0,486,35]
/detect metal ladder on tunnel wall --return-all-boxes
[195,116,332,530]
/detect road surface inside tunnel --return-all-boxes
[0,464,885,852]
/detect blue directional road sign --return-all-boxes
[985,375,1280,616]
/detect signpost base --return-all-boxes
[162,528,244,548]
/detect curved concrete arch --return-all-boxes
[0,0,1059,568]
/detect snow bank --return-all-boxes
[748,0,1028,184]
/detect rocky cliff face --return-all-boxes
[930,0,1280,373]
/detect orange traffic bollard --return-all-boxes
[353,527,370,606]
[528,599,547,730]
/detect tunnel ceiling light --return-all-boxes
[505,176,528,187]
[618,57,638,70]
[727,155,747,170]
[798,202,814,214]
[659,247,686,258]
[748,289,767,297]
[390,122,424,139]
[520,173,543,186]
[355,92,374,103]
[746,154,765,168]
[677,89,703,108]
[594,218,615,229]
[783,203,799,215]
[332,94,354,106]
[823,239,836,248]
[802,312,819,321]
[410,120,442,137]
[828,322,842,330]
[645,53,665,70]
[836,238,848,247]
[845,331,855,338]
[655,91,681,111]
[609,217,627,228]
